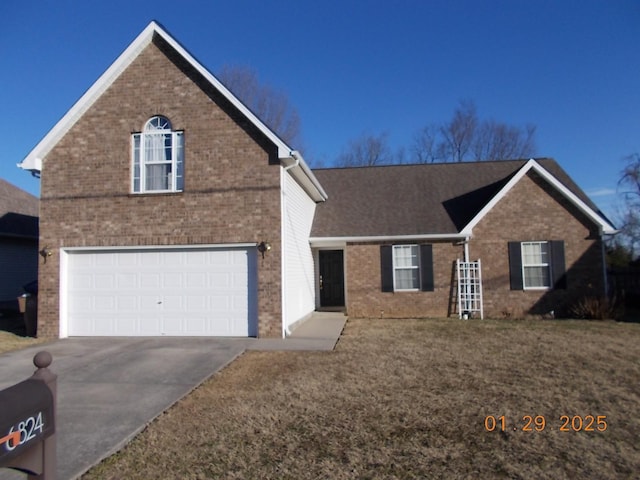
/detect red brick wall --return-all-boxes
[344,171,605,320]
[469,171,604,318]
[37,37,283,337]
[346,241,464,318]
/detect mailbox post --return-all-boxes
[0,351,57,479]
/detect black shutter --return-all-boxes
[380,245,394,292]
[420,244,434,291]
[550,240,567,289]
[508,242,523,290]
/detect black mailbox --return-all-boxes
[0,378,55,464]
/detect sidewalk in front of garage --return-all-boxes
[0,311,346,480]
[251,310,347,351]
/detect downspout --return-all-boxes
[460,236,471,319]
[280,154,300,338]
[600,229,609,298]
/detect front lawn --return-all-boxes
[84,318,640,479]
[0,331,48,354]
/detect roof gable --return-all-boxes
[17,21,326,201]
[460,159,616,235]
[310,158,616,241]
[19,21,289,171]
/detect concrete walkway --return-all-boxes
[250,311,347,351]
[0,312,347,479]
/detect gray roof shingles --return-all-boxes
[0,178,39,239]
[310,158,606,238]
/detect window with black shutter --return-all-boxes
[508,240,566,290]
[380,244,434,292]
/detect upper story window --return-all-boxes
[132,116,184,193]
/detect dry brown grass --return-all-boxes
[83,318,640,479]
[0,331,48,354]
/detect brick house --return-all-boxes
[0,179,39,304]
[311,160,615,319]
[18,22,615,338]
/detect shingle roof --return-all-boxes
[310,158,609,238]
[0,178,39,238]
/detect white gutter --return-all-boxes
[283,150,327,202]
[284,154,300,172]
[309,233,467,247]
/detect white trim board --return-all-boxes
[309,233,467,247]
[460,159,617,236]
[62,243,257,252]
[17,21,327,201]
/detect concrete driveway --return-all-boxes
[0,337,252,480]
[0,312,346,479]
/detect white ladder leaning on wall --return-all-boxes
[457,259,484,319]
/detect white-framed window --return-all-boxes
[508,240,565,291]
[393,244,420,290]
[521,241,551,289]
[381,244,433,293]
[132,116,184,193]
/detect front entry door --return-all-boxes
[319,250,345,307]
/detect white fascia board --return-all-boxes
[19,21,298,173]
[529,162,617,234]
[19,22,159,173]
[309,233,467,247]
[17,156,42,172]
[309,239,348,248]
[460,159,617,236]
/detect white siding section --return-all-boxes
[282,170,317,332]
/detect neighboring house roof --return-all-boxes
[17,21,326,202]
[309,158,616,243]
[0,178,39,239]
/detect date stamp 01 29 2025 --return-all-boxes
[484,415,608,432]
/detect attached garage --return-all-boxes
[61,246,258,337]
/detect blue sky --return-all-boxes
[2,0,638,221]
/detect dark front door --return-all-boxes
[319,250,345,307]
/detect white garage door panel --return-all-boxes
[67,248,256,336]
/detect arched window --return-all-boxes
[132,116,184,193]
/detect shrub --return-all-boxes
[569,295,622,320]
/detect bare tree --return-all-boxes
[411,100,537,163]
[617,153,640,258]
[412,124,444,163]
[472,121,536,161]
[218,65,302,147]
[439,99,478,162]
[336,132,393,167]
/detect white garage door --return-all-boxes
[65,247,257,336]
